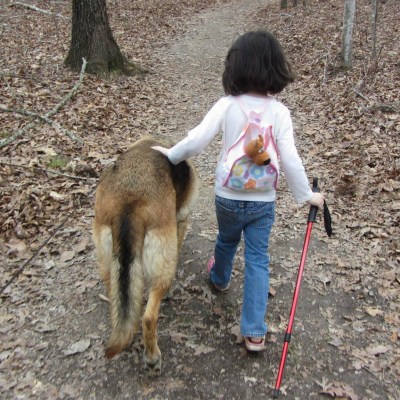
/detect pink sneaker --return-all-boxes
[207,256,230,292]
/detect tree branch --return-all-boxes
[0,106,83,143]
[0,58,87,148]
[47,58,88,118]
[0,161,98,181]
[363,103,399,114]
[10,2,67,19]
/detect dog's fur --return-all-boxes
[92,137,198,374]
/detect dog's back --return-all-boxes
[93,137,197,374]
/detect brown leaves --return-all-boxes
[316,378,359,400]
[1,0,399,399]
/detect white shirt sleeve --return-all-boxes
[275,109,313,204]
[167,100,224,165]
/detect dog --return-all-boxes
[92,136,198,374]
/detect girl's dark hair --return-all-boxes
[222,30,295,95]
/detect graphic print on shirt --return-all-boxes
[219,103,279,192]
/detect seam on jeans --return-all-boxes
[241,332,267,337]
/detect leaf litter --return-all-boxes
[0,0,399,399]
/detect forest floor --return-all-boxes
[1,0,399,399]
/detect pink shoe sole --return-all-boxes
[244,336,266,352]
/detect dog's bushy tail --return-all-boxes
[105,211,144,359]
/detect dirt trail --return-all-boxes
[1,0,398,399]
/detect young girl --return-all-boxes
[153,30,324,351]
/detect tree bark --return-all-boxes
[65,0,141,76]
[342,0,356,69]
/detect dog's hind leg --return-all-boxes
[93,222,113,295]
[177,217,189,254]
[142,226,178,375]
[176,203,191,254]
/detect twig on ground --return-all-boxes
[47,58,88,118]
[363,103,399,114]
[352,89,369,101]
[10,2,67,19]
[0,161,98,181]
[0,106,83,143]
[0,58,87,148]
[352,87,399,113]
[0,191,96,295]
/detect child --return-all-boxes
[153,30,325,351]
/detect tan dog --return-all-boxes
[92,136,198,374]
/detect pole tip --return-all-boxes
[272,388,280,398]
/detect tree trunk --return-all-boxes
[342,0,356,69]
[370,0,378,59]
[65,0,141,76]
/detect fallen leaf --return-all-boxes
[60,250,75,263]
[75,238,89,253]
[328,338,343,347]
[170,331,190,344]
[193,344,216,356]
[366,344,391,356]
[244,376,257,384]
[365,307,383,317]
[5,238,27,255]
[63,339,91,356]
[49,191,65,201]
[390,330,398,343]
[38,147,57,157]
[198,231,215,241]
[99,294,109,303]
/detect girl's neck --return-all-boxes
[244,92,269,98]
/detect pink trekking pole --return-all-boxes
[273,178,331,398]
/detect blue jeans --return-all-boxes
[210,195,275,338]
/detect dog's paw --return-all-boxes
[143,351,162,376]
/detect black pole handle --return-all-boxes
[308,177,319,223]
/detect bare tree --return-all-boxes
[65,0,145,76]
[342,0,356,68]
[370,0,378,59]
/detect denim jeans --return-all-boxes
[210,195,275,338]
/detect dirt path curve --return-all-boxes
[2,1,396,399]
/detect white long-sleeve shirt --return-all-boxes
[168,94,313,203]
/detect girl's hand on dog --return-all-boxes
[152,146,170,157]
